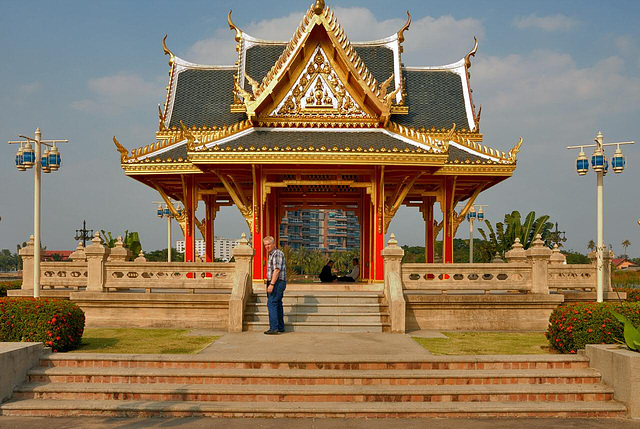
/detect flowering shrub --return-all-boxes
[546,302,640,354]
[0,298,85,352]
[0,281,21,297]
[613,287,640,302]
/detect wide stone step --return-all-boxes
[0,398,627,418]
[13,382,616,403]
[28,366,604,386]
[243,321,387,332]
[244,312,388,324]
[37,354,592,370]
[250,295,383,305]
[246,303,385,314]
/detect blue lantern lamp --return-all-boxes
[22,142,35,168]
[477,207,484,221]
[467,206,476,221]
[591,146,606,173]
[41,148,51,173]
[48,143,61,171]
[163,207,171,217]
[576,150,589,175]
[611,146,626,173]
[157,204,163,218]
[15,145,26,171]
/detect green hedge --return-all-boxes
[0,281,21,297]
[0,298,85,352]
[546,302,640,354]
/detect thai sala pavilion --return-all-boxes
[113,0,522,282]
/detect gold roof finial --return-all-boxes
[508,138,524,162]
[313,0,325,15]
[398,11,412,44]
[228,10,242,43]
[464,37,478,70]
[112,136,129,163]
[162,35,175,65]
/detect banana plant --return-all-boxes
[478,210,554,258]
[612,312,640,352]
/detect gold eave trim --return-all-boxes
[435,164,516,176]
[188,151,448,166]
[122,163,201,175]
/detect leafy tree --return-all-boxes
[477,210,554,259]
[622,239,632,257]
[0,249,19,272]
[562,250,591,264]
[587,240,596,252]
[144,248,184,262]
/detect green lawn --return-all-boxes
[74,328,218,354]
[413,332,552,355]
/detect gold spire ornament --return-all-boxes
[313,0,325,15]
[161,35,175,65]
[112,136,130,162]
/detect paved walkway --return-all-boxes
[199,331,431,359]
[0,416,638,428]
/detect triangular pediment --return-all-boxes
[232,2,399,126]
[267,45,373,121]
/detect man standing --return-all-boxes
[263,236,286,334]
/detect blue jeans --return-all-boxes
[267,279,286,331]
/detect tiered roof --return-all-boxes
[115,0,521,173]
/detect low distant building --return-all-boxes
[176,236,240,261]
[42,251,73,262]
[612,257,639,270]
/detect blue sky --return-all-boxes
[1,0,639,257]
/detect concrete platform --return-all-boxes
[199,332,432,358]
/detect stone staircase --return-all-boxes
[244,286,390,332]
[0,353,627,418]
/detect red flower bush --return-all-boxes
[0,297,85,352]
[546,302,640,353]
[0,281,21,297]
[613,287,640,302]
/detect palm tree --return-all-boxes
[587,240,596,252]
[622,239,631,257]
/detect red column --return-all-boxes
[361,192,370,281]
[374,167,384,281]
[252,166,263,281]
[205,196,215,263]
[424,197,435,263]
[184,175,196,263]
[442,177,455,263]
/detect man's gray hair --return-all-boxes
[263,236,275,244]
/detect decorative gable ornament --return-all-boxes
[271,46,370,118]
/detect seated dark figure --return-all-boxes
[338,258,360,282]
[319,260,337,283]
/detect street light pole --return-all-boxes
[75,220,94,248]
[466,205,487,263]
[568,131,634,302]
[154,201,181,263]
[167,215,172,263]
[9,128,68,298]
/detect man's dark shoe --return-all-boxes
[264,330,279,335]
[277,329,285,333]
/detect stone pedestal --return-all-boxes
[84,232,109,292]
[228,234,255,332]
[526,235,552,295]
[381,234,405,334]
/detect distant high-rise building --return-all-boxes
[175,236,240,261]
[279,209,360,251]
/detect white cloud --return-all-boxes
[187,7,483,66]
[71,73,164,114]
[513,13,579,31]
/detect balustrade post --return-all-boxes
[134,251,147,263]
[108,236,132,262]
[505,238,527,263]
[525,234,552,294]
[381,233,405,333]
[603,249,614,292]
[85,232,109,292]
[229,234,255,332]
[18,235,35,291]
[549,244,566,266]
[69,242,86,262]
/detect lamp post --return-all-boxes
[466,205,488,263]
[9,128,69,298]
[567,131,634,302]
[74,220,94,248]
[154,201,181,262]
[549,222,567,248]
